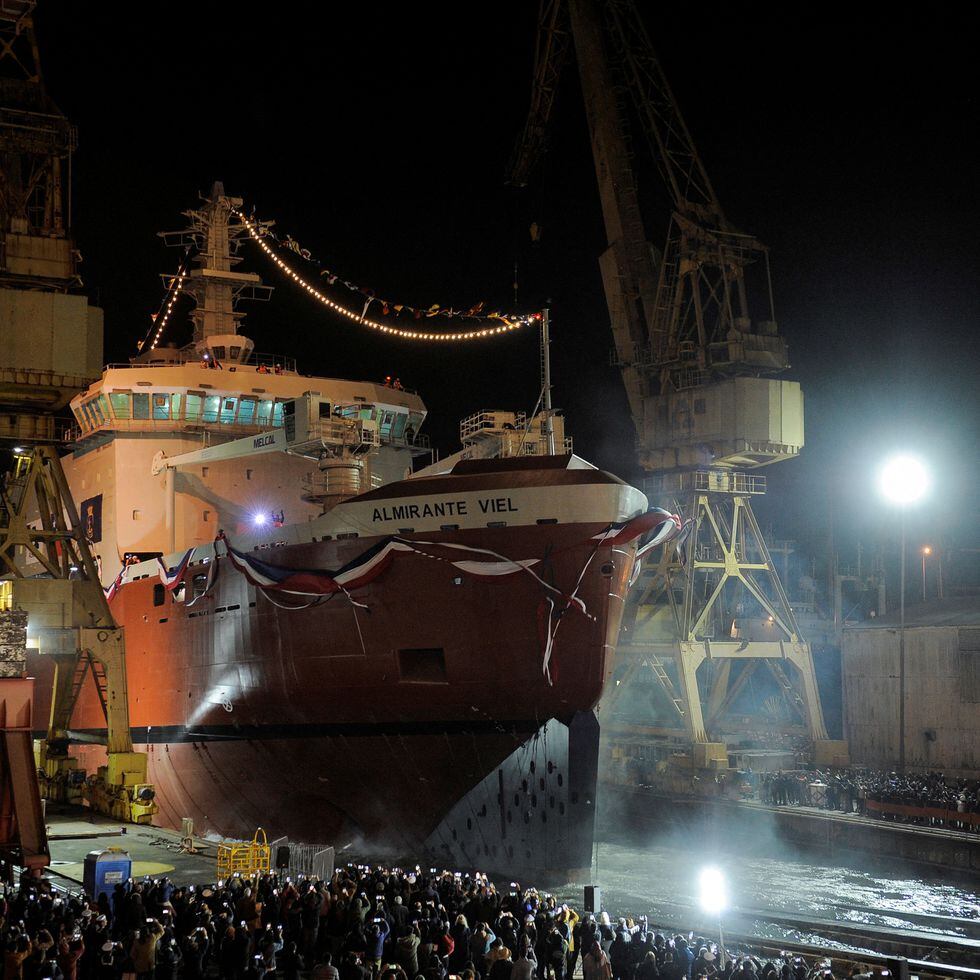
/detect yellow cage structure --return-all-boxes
[216,828,270,878]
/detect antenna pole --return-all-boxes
[541,308,555,455]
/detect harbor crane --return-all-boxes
[509,0,847,767]
[0,0,156,847]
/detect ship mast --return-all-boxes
[155,181,273,360]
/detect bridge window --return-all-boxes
[392,413,407,440]
[109,392,131,419]
[152,393,170,421]
[220,397,238,424]
[257,399,273,426]
[132,393,150,420]
[185,392,203,422]
[238,398,256,425]
[171,393,182,419]
[212,346,226,361]
[272,401,284,427]
[203,395,221,423]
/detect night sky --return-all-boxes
[32,4,980,592]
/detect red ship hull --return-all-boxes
[30,519,636,859]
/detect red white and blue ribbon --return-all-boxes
[102,510,681,619]
[219,533,414,599]
[591,507,681,549]
[104,567,126,604]
[157,548,194,591]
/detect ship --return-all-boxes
[25,185,674,876]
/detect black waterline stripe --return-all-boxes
[42,718,546,745]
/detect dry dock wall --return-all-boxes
[842,619,980,775]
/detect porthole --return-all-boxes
[532,794,537,807]
[466,818,472,830]
[547,761,554,774]
[559,802,566,815]
[550,796,555,808]
[557,773,563,787]
[600,562,615,577]
[539,777,545,791]
[530,761,536,773]
[514,793,520,806]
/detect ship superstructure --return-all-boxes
[66,185,428,576]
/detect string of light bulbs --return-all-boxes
[234,210,539,343]
[136,249,192,353]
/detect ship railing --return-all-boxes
[106,350,297,373]
[72,417,274,441]
[460,409,526,441]
[517,436,573,456]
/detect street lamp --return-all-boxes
[878,455,930,771]
[698,866,728,968]
[921,546,932,601]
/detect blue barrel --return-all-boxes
[83,847,132,901]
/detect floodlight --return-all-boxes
[698,866,727,915]
[878,455,929,505]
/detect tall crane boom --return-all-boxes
[508,0,845,767]
[511,0,792,468]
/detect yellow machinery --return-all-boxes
[0,449,157,825]
[217,828,271,879]
[0,4,155,825]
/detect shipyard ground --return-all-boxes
[43,803,217,887]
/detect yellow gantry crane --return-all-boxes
[509,0,847,766]
[0,2,155,826]
[0,449,156,824]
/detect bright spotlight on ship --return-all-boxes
[698,866,727,915]
[252,512,267,526]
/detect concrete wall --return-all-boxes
[842,625,979,775]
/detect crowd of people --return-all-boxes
[0,863,894,980]
[757,768,980,828]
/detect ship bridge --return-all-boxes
[69,361,427,450]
